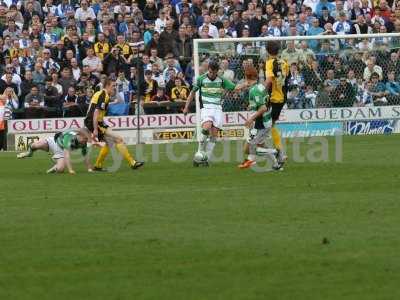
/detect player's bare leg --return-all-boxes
[17,139,49,159]
[46,158,66,174]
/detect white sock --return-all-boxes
[206,137,216,159]
[247,154,256,161]
[198,133,208,153]
[256,147,277,156]
[46,165,58,174]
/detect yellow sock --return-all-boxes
[271,127,282,150]
[95,145,110,168]
[115,143,136,166]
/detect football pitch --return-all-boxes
[0,135,399,300]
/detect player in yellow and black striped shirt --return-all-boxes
[84,79,144,171]
[265,40,289,166]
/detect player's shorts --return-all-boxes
[271,102,285,122]
[201,105,223,129]
[46,136,64,160]
[84,118,109,141]
[248,127,271,145]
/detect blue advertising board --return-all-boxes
[346,120,398,135]
[277,122,343,138]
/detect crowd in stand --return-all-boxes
[0,0,399,121]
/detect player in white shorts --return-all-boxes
[17,128,98,174]
[183,60,245,166]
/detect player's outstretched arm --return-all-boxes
[64,150,75,175]
[245,105,268,128]
[84,154,93,173]
[92,109,100,140]
[183,90,195,115]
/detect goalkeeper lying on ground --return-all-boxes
[238,66,282,171]
[17,128,98,174]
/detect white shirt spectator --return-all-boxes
[371,15,385,26]
[152,73,165,88]
[114,4,131,14]
[71,67,81,81]
[155,18,167,33]
[302,0,319,12]
[363,65,383,81]
[3,0,22,8]
[75,6,96,22]
[82,56,102,72]
[1,73,21,87]
[199,23,219,38]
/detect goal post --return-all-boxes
[192,32,400,141]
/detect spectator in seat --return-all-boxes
[20,70,34,106]
[151,63,165,88]
[1,64,22,89]
[103,47,125,78]
[198,14,219,39]
[175,25,192,72]
[151,87,170,103]
[149,87,170,114]
[170,77,189,102]
[249,7,267,37]
[332,77,356,107]
[219,59,234,82]
[369,72,389,106]
[351,14,372,35]
[149,48,163,69]
[70,57,81,81]
[63,86,81,117]
[3,87,20,117]
[32,62,46,89]
[163,54,181,83]
[42,48,60,75]
[24,85,46,118]
[333,11,351,35]
[363,58,383,82]
[43,76,60,114]
[159,19,178,58]
[318,6,335,27]
[307,18,324,51]
[59,67,76,97]
[281,41,302,66]
[386,70,400,105]
[0,72,18,96]
[82,47,102,77]
[50,72,63,96]
[94,33,110,60]
[116,70,132,102]
[143,69,158,103]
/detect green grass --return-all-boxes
[0,135,400,300]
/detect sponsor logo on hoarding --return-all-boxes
[346,120,397,135]
[7,112,252,133]
[153,130,195,140]
[277,122,343,138]
[218,128,245,138]
[284,106,400,122]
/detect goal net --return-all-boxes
[192,33,400,137]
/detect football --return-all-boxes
[193,151,208,163]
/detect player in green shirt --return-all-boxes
[238,66,282,171]
[183,60,245,166]
[17,128,98,174]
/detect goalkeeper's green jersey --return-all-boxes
[248,83,272,129]
[192,73,236,107]
[55,130,88,156]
